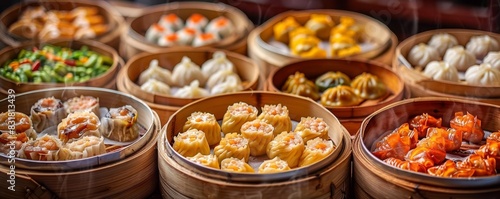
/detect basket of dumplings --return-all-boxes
[0,0,124,50]
[267,58,405,135]
[117,47,260,124]
[120,1,254,60]
[0,39,121,96]
[0,87,160,198]
[353,97,500,198]
[158,91,353,198]
[394,29,500,104]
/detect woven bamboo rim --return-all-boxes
[122,47,260,107]
[248,9,397,77]
[0,105,161,199]
[0,0,124,50]
[395,29,500,99]
[120,1,254,60]
[158,119,352,198]
[354,97,500,197]
[0,39,120,94]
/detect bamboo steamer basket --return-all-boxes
[353,97,500,198]
[120,2,254,60]
[267,59,405,136]
[248,9,398,77]
[158,91,352,198]
[394,29,500,105]
[0,39,121,95]
[0,0,124,50]
[0,87,160,198]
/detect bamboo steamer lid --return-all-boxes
[0,0,124,51]
[353,97,500,198]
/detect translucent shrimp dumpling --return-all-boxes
[205,16,235,38]
[138,59,173,85]
[171,56,205,87]
[210,76,244,95]
[140,79,171,95]
[174,80,210,98]
[206,69,242,90]
[201,51,236,77]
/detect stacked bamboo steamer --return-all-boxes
[394,29,500,105]
[117,47,261,125]
[0,87,160,198]
[353,97,500,198]
[120,2,254,61]
[158,92,352,198]
[0,0,125,51]
[248,9,398,78]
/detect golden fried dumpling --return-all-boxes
[273,16,300,43]
[173,129,210,157]
[331,16,362,40]
[320,85,363,107]
[183,112,221,146]
[240,119,274,156]
[351,73,387,100]
[299,137,335,167]
[329,33,361,58]
[289,26,315,41]
[221,102,258,135]
[65,136,105,160]
[186,153,220,169]
[18,135,70,161]
[304,14,335,40]
[315,71,351,92]
[57,111,101,143]
[267,131,305,168]
[281,71,320,100]
[220,157,254,173]
[257,104,292,136]
[289,36,326,58]
[294,117,329,142]
[258,157,291,173]
[214,133,250,163]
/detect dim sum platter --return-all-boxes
[359,98,500,188]
[162,91,346,182]
[257,10,392,60]
[0,87,155,171]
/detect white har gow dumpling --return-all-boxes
[483,51,500,71]
[205,16,235,38]
[443,46,476,71]
[174,80,210,98]
[201,51,236,77]
[206,69,242,89]
[186,13,208,30]
[210,76,244,95]
[193,33,220,47]
[138,59,173,85]
[464,63,500,86]
[159,13,183,31]
[407,43,440,67]
[176,27,200,45]
[145,23,173,43]
[171,56,206,87]
[466,35,500,59]
[140,79,171,95]
[422,61,459,82]
[428,33,458,56]
[158,33,180,47]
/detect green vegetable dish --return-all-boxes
[0,45,113,83]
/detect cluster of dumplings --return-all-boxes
[282,71,387,107]
[138,51,244,97]
[145,13,234,47]
[8,6,108,41]
[0,95,140,161]
[407,33,500,86]
[172,102,336,173]
[273,15,363,58]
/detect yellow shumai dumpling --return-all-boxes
[257,104,292,136]
[294,117,330,142]
[351,72,387,100]
[258,157,291,173]
[240,119,274,156]
[281,71,320,100]
[299,137,336,167]
[331,16,363,40]
[221,102,258,135]
[304,14,335,40]
[273,16,300,44]
[183,112,221,146]
[330,33,361,58]
[220,157,254,173]
[65,136,106,160]
[214,133,250,162]
[267,131,305,168]
[289,36,326,58]
[186,153,220,169]
[288,27,315,42]
[173,129,211,157]
[320,85,363,107]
